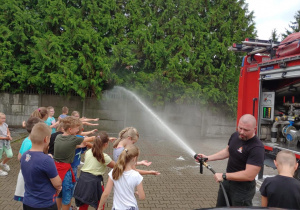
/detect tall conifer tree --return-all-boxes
[0,0,256,115]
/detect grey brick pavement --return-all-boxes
[0,129,277,210]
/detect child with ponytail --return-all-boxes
[113,127,160,175]
[73,131,115,210]
[22,107,49,128]
[98,144,145,210]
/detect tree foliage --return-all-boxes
[0,0,256,115]
[282,10,300,38]
[270,28,280,42]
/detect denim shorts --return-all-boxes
[57,170,75,205]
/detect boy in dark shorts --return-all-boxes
[260,150,300,209]
[21,122,62,210]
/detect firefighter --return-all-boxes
[198,114,264,207]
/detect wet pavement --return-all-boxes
[0,129,277,209]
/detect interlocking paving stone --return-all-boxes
[0,130,277,210]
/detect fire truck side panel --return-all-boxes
[237,55,267,127]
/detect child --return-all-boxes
[58,106,69,121]
[260,150,300,209]
[71,111,99,126]
[113,127,160,175]
[74,131,115,209]
[21,122,62,209]
[48,122,96,156]
[14,117,43,201]
[71,125,98,174]
[0,112,13,176]
[22,107,49,127]
[31,107,48,120]
[98,144,145,210]
[54,116,95,210]
[48,122,64,156]
[45,106,59,134]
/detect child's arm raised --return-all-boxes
[82,122,99,126]
[98,177,113,210]
[135,168,160,175]
[80,117,99,122]
[137,160,152,166]
[83,136,95,143]
[80,129,97,136]
[135,182,145,200]
[76,136,95,148]
[85,142,93,148]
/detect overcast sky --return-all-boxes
[245,0,300,40]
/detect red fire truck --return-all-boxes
[229,32,300,179]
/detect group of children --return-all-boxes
[1,106,160,210]
[1,106,300,209]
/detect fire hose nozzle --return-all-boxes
[194,154,208,162]
[194,154,208,174]
[194,154,198,160]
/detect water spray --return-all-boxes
[116,86,196,156]
[194,154,230,207]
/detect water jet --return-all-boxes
[115,86,196,157]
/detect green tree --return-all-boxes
[111,0,256,115]
[270,28,280,42]
[282,10,300,38]
[0,0,116,97]
[0,0,256,116]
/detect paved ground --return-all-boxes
[0,129,277,210]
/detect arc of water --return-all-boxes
[116,86,196,156]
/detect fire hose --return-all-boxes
[194,154,230,207]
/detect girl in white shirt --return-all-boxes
[98,144,145,210]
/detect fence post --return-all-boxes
[82,98,86,117]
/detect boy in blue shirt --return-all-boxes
[21,122,62,209]
[14,117,43,201]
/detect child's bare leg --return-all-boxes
[2,157,10,165]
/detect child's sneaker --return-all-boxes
[0,162,10,171]
[0,170,8,176]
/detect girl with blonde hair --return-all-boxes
[0,112,12,176]
[98,144,145,210]
[113,127,160,175]
[71,111,99,126]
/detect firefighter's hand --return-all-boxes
[214,173,223,182]
[195,154,208,162]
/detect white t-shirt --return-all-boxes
[109,169,143,210]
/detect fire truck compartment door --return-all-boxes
[260,65,300,80]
